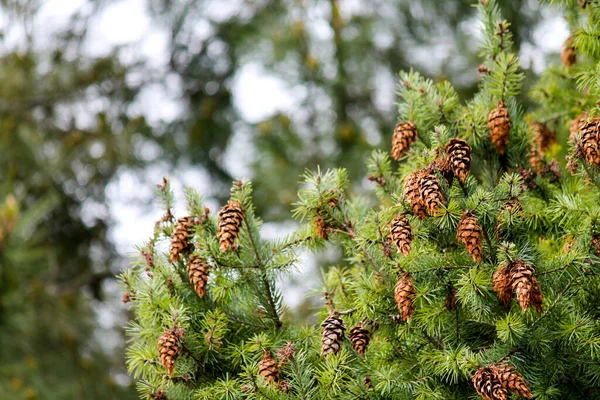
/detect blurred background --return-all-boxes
[0,0,567,398]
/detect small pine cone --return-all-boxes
[314,215,329,240]
[472,367,508,400]
[403,171,428,219]
[511,260,542,312]
[592,235,600,256]
[488,103,511,155]
[457,212,484,263]
[394,272,416,322]
[276,341,296,368]
[418,171,445,216]
[561,36,576,67]
[390,214,412,256]
[490,363,533,399]
[122,292,133,304]
[148,389,166,400]
[528,146,543,173]
[446,138,472,183]
[217,200,244,252]
[321,312,346,356]
[169,216,195,262]
[492,264,513,308]
[258,349,280,384]
[530,121,556,153]
[578,118,600,166]
[570,112,588,143]
[349,323,370,356]
[445,283,458,311]
[187,255,210,298]
[278,381,292,393]
[363,376,373,390]
[158,328,185,376]
[391,121,418,160]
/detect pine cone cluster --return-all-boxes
[391,121,418,160]
[321,312,346,356]
[561,36,576,67]
[188,255,210,298]
[492,260,543,312]
[349,323,370,356]
[577,117,600,166]
[446,138,472,183]
[158,328,185,376]
[488,103,511,155]
[457,211,484,263]
[390,214,412,256]
[472,363,532,400]
[394,272,416,322]
[170,216,195,262]
[217,200,244,252]
[258,349,280,384]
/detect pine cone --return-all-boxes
[169,216,195,262]
[258,349,280,384]
[528,146,543,173]
[188,255,210,298]
[561,36,576,67]
[488,103,511,155]
[349,323,370,356]
[472,366,508,400]
[570,112,588,143]
[530,121,556,153]
[457,212,484,263]
[492,264,513,308]
[403,171,428,219]
[577,118,600,166]
[394,272,416,322]
[490,363,533,399]
[158,328,185,376]
[391,121,418,160]
[510,260,543,312]
[321,312,346,356]
[217,200,244,252]
[314,215,329,240]
[418,171,445,216]
[148,389,166,400]
[446,138,472,183]
[433,149,453,183]
[390,214,412,256]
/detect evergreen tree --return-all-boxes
[123,0,600,399]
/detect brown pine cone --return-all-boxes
[394,272,416,322]
[258,349,280,384]
[418,171,445,216]
[488,103,511,155]
[321,312,346,356]
[528,146,543,173]
[391,121,418,160]
[314,215,329,240]
[148,389,166,400]
[457,211,484,263]
[403,171,428,219]
[492,264,513,308]
[188,255,210,298]
[570,112,588,143]
[349,323,370,356]
[490,363,533,399]
[446,138,472,183]
[577,118,600,166]
[217,200,244,252]
[561,36,576,67]
[170,216,195,262]
[390,214,412,256]
[472,366,508,400]
[158,328,185,376]
[530,121,556,153]
[510,260,543,312]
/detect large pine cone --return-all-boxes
[472,366,508,400]
[488,103,511,155]
[578,118,600,166]
[403,171,428,219]
[349,323,370,356]
[561,36,576,67]
[569,112,588,143]
[158,328,185,376]
[492,264,513,308]
[418,171,445,216]
[188,255,210,298]
[391,121,418,160]
[258,349,280,384]
[457,212,484,263]
[217,200,244,252]
[530,121,556,153]
[490,363,533,399]
[446,138,472,183]
[321,312,346,356]
[390,214,412,256]
[170,216,195,262]
[394,272,416,322]
[511,260,543,312]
